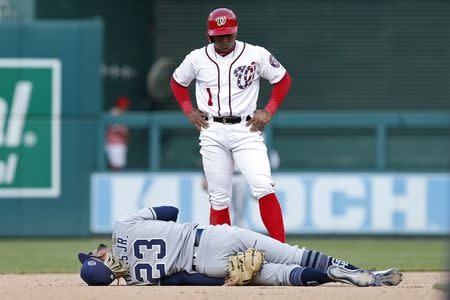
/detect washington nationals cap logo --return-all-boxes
[216,16,227,26]
[234,62,256,89]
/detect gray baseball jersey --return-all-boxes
[112,207,198,285]
[112,206,306,285]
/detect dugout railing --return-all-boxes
[97,111,450,171]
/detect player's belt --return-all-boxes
[192,228,204,272]
[194,228,204,247]
[208,115,251,124]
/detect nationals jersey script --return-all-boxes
[173,40,287,117]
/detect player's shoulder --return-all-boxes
[240,40,269,55]
[185,45,208,59]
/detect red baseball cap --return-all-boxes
[116,96,130,109]
[207,8,238,36]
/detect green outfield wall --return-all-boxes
[1,2,448,237]
[36,0,450,111]
[153,0,450,111]
[35,0,450,173]
[0,19,103,236]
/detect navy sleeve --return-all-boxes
[152,206,179,222]
[160,271,224,286]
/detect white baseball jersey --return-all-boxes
[173,40,286,117]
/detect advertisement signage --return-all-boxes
[0,59,61,197]
[91,173,449,234]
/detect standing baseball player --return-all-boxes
[77,205,402,287]
[170,8,291,242]
[105,96,130,170]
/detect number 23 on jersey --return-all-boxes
[133,238,167,283]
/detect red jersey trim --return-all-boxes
[228,43,246,116]
[204,46,222,116]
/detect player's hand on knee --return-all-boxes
[187,109,209,131]
[246,109,271,132]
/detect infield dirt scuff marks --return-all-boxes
[0,272,447,300]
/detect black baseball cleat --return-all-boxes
[371,268,403,286]
[327,265,376,287]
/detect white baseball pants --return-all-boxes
[199,120,275,210]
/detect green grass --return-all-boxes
[0,237,111,273]
[433,283,449,292]
[0,236,447,273]
[287,236,449,272]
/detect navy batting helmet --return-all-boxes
[78,253,115,286]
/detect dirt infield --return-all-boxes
[0,272,447,300]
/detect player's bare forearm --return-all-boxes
[187,108,209,131]
[246,109,272,132]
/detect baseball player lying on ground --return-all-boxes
[78,206,403,287]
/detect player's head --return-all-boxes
[207,8,238,44]
[78,254,115,286]
[78,243,128,286]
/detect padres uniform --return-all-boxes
[173,40,285,210]
[111,206,306,285]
